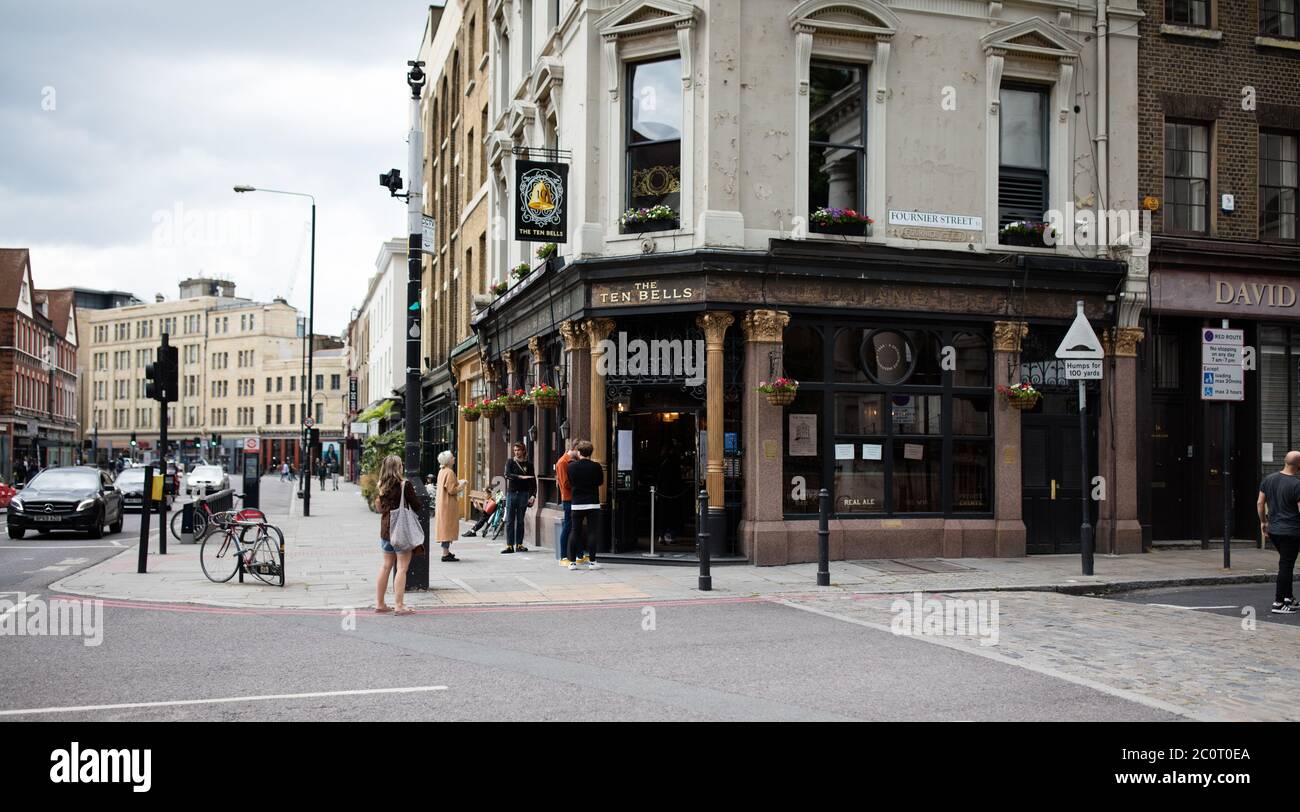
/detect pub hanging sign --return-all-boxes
[515,159,568,243]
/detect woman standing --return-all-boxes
[502,442,535,554]
[374,454,423,615]
[434,450,467,562]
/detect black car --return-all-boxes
[113,466,175,512]
[7,466,125,539]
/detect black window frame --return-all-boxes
[1163,119,1211,236]
[624,56,683,227]
[1260,129,1298,242]
[781,320,994,520]
[807,60,869,225]
[1262,0,1298,37]
[1166,0,1210,26]
[997,83,1051,228]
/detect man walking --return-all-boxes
[555,442,577,566]
[566,440,603,571]
[1258,450,1300,614]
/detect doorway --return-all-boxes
[610,410,698,557]
[1021,395,1099,555]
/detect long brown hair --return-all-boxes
[377,455,404,500]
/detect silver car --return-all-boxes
[185,464,229,496]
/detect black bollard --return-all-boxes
[137,465,153,574]
[817,488,830,586]
[696,489,712,591]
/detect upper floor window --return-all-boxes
[808,62,867,229]
[626,57,682,217]
[1262,0,1298,37]
[1260,131,1298,241]
[1164,121,1210,234]
[1166,0,1209,26]
[998,85,1050,228]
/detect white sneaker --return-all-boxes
[586,561,602,570]
[567,562,579,571]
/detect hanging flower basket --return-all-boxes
[461,404,482,423]
[530,384,560,409]
[477,397,502,420]
[998,382,1040,410]
[500,390,530,413]
[756,377,799,406]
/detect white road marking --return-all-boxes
[0,685,449,717]
[1146,603,1239,611]
[110,540,123,547]
[1,592,37,620]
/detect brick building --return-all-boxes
[0,249,80,480]
[1137,0,1300,545]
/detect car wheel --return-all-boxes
[109,516,123,534]
[9,527,25,539]
[87,512,103,540]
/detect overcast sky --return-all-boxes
[0,0,435,336]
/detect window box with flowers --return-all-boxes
[461,402,482,423]
[530,384,560,409]
[620,204,679,234]
[998,221,1056,248]
[756,377,799,406]
[998,382,1040,411]
[499,389,530,413]
[810,207,873,237]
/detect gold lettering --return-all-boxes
[1283,286,1297,307]
[639,290,648,301]
[1216,281,1233,304]
[1253,283,1267,306]
[682,287,692,298]
[1236,283,1251,305]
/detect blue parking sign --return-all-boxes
[1203,371,1214,384]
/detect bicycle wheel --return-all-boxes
[169,509,184,541]
[241,524,284,587]
[199,531,240,583]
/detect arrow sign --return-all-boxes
[1055,301,1104,360]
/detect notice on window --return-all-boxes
[835,443,855,461]
[863,443,882,461]
[903,443,924,461]
[1263,442,1275,463]
[618,430,633,471]
[789,414,817,457]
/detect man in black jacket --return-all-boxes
[566,440,604,570]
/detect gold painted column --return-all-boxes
[583,318,616,503]
[696,311,735,508]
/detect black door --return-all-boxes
[1022,404,1098,555]
[1151,394,1198,540]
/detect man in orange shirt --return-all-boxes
[555,442,578,566]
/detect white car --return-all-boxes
[185,465,229,496]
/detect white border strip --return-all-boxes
[0,685,448,717]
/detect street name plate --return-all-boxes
[1065,359,1103,379]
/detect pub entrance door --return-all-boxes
[609,409,699,559]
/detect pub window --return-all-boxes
[998,85,1050,228]
[783,389,825,515]
[783,325,824,383]
[1260,131,1298,241]
[1166,0,1209,26]
[1262,0,1298,37]
[808,62,867,232]
[625,57,682,221]
[1164,121,1210,234]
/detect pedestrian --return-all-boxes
[502,442,534,553]
[555,441,577,566]
[281,461,289,482]
[433,450,467,562]
[373,454,423,615]
[463,487,500,537]
[1258,450,1300,614]
[332,461,339,490]
[566,440,603,571]
[318,459,328,491]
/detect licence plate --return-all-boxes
[32,515,62,522]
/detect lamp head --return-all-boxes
[233,185,255,193]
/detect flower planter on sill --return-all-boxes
[999,231,1047,248]
[811,222,872,237]
[621,218,679,235]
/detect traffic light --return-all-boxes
[193,436,201,448]
[210,434,221,449]
[144,343,179,403]
[309,428,320,451]
[130,431,138,447]
[379,168,403,197]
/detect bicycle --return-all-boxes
[171,492,242,542]
[199,507,285,587]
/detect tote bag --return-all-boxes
[389,480,424,553]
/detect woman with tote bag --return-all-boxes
[373,455,424,615]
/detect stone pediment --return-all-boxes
[597,0,699,39]
[788,0,900,39]
[982,17,1082,59]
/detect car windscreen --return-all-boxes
[192,467,223,478]
[28,470,99,491]
[114,470,146,485]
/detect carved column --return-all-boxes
[583,318,616,504]
[741,310,789,563]
[559,321,588,450]
[696,311,735,508]
[992,320,1028,557]
[1100,326,1144,554]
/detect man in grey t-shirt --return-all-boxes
[1258,450,1300,614]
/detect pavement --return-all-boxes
[47,475,1286,611]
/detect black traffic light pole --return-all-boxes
[145,333,177,555]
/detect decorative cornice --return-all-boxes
[1105,327,1144,358]
[527,336,543,359]
[742,309,790,343]
[583,317,617,349]
[696,311,735,347]
[597,0,700,42]
[559,320,587,351]
[788,0,900,40]
[992,321,1028,353]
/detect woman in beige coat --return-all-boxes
[434,449,467,562]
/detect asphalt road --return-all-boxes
[0,506,157,593]
[1111,582,1300,627]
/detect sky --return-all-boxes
[0,0,436,336]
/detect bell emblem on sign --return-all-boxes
[527,179,555,211]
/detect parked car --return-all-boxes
[185,465,229,496]
[7,466,125,539]
[113,467,175,512]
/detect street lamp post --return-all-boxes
[234,185,316,516]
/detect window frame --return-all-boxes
[1260,129,1298,242]
[997,82,1051,229]
[1166,0,1211,27]
[807,60,870,224]
[623,55,684,223]
[1261,0,1298,38]
[1163,119,1212,236]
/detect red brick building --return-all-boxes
[1137,0,1300,545]
[0,249,80,480]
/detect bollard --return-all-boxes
[644,485,661,558]
[137,465,153,574]
[696,489,712,591]
[817,488,831,586]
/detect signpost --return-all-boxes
[1202,323,1243,569]
[1055,302,1105,575]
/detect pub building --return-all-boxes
[1141,237,1300,547]
[470,241,1134,563]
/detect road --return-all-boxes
[0,505,158,594]
[1111,583,1300,627]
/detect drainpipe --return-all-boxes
[1095,0,1110,252]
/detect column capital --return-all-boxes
[992,321,1028,353]
[741,309,789,343]
[1104,326,1145,358]
[504,352,517,376]
[527,336,543,359]
[583,317,616,350]
[695,311,735,348]
[559,320,587,351]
